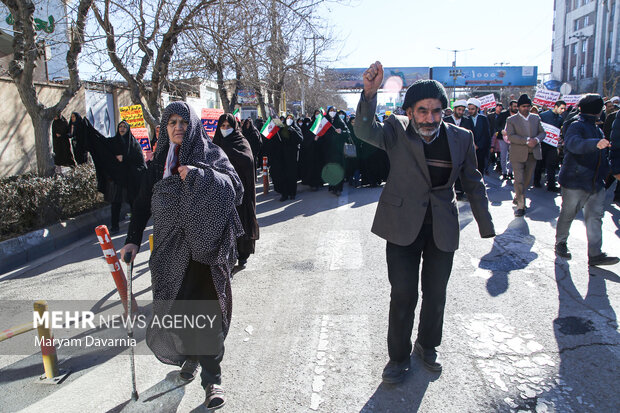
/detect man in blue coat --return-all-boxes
[467,98,492,174]
[554,94,619,266]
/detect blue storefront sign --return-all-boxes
[430,66,538,87]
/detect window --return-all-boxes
[573,43,577,55]
[582,39,587,53]
[574,19,580,31]
[580,64,585,78]
[584,15,589,26]
[573,66,577,78]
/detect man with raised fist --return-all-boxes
[354,61,495,384]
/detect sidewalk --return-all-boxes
[0,205,127,275]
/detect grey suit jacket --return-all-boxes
[354,93,495,251]
[505,113,545,162]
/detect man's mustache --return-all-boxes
[417,122,440,128]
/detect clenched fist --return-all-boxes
[363,61,384,100]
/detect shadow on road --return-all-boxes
[256,184,380,228]
[540,258,619,411]
[360,359,438,412]
[479,218,538,296]
[106,371,188,413]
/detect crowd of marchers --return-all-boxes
[43,85,620,407]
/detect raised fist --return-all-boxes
[363,61,383,100]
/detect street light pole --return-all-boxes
[436,47,474,103]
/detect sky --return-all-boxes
[317,0,555,110]
[318,0,555,70]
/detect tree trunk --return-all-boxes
[32,116,55,177]
[255,88,267,119]
[216,66,231,112]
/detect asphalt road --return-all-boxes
[0,172,619,413]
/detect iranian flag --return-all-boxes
[260,116,280,140]
[310,111,332,137]
[233,108,241,122]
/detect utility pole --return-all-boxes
[436,47,474,102]
[305,35,323,84]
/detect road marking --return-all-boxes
[310,315,329,411]
[315,230,363,271]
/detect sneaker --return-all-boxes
[381,359,410,384]
[588,253,620,267]
[547,185,561,193]
[413,341,442,372]
[204,384,226,409]
[279,195,288,202]
[534,181,542,188]
[555,242,572,259]
[514,208,525,217]
[179,359,199,381]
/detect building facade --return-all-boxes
[551,0,619,95]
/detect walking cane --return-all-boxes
[123,252,139,401]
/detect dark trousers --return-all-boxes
[476,147,489,175]
[386,221,454,362]
[175,260,224,388]
[534,143,559,187]
[111,202,123,229]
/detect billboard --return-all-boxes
[237,89,258,105]
[327,67,429,89]
[430,66,538,87]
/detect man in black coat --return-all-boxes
[443,99,474,198]
[535,100,566,192]
[467,98,492,174]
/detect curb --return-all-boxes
[0,206,118,275]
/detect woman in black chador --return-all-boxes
[52,113,76,168]
[105,121,147,233]
[299,116,324,190]
[322,106,350,196]
[120,102,244,409]
[68,112,89,164]
[213,114,259,267]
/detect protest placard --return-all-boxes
[201,108,225,138]
[561,94,582,107]
[132,127,151,153]
[478,94,497,111]
[120,104,151,158]
[541,122,560,147]
[119,104,146,128]
[533,90,561,108]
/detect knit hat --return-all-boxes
[467,98,481,109]
[578,94,604,115]
[517,94,532,106]
[454,99,467,108]
[402,80,448,110]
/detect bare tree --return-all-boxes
[90,0,218,129]
[174,0,340,117]
[2,0,93,176]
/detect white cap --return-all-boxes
[454,99,468,108]
[611,96,620,103]
[467,98,481,109]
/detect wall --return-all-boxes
[0,78,136,178]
